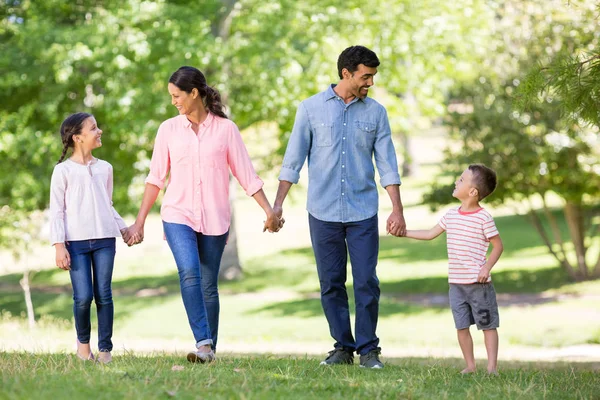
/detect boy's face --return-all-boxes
[453,169,478,200]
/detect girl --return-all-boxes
[126,66,282,363]
[49,112,128,364]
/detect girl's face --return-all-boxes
[168,82,198,115]
[74,116,103,150]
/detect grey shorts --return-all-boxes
[449,283,499,330]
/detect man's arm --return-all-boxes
[273,180,293,220]
[385,184,406,236]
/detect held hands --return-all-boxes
[264,205,285,233]
[55,244,71,270]
[122,222,144,247]
[387,210,407,237]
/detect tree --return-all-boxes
[424,0,600,281]
[516,1,600,128]
[1,0,493,266]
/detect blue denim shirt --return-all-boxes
[279,84,401,223]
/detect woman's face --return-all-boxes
[168,82,198,115]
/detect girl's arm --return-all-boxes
[404,224,445,240]
[49,167,71,269]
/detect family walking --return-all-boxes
[49,46,503,373]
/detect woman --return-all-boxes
[127,66,281,363]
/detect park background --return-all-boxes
[1,0,599,399]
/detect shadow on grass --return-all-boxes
[0,268,183,323]
[248,293,447,318]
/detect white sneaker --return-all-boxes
[187,349,215,363]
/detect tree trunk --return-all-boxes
[564,201,588,280]
[19,270,36,329]
[214,0,243,281]
[219,178,242,281]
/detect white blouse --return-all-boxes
[49,158,127,245]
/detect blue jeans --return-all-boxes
[163,221,228,350]
[308,214,380,355]
[67,238,116,352]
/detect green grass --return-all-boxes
[1,353,599,400]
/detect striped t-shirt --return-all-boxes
[438,207,499,284]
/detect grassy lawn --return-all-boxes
[1,353,599,400]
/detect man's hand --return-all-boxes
[387,211,406,236]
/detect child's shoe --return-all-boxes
[76,339,95,361]
[97,350,112,364]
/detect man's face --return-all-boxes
[345,64,377,99]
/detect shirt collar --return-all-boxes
[179,112,215,129]
[326,83,365,103]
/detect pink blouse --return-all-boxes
[145,113,263,235]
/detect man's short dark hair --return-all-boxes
[468,164,497,201]
[337,46,380,79]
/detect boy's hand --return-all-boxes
[477,266,491,283]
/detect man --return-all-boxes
[273,45,406,368]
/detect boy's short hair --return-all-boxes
[468,164,497,200]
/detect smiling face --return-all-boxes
[73,116,103,150]
[168,82,198,115]
[453,168,478,201]
[343,64,377,99]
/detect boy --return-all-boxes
[401,164,503,374]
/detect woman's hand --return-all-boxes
[263,210,282,233]
[126,221,145,246]
[55,243,71,270]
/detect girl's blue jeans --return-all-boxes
[67,238,116,352]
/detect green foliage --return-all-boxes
[516,1,600,127]
[423,0,600,280]
[0,0,493,222]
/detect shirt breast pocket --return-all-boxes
[203,144,227,170]
[313,123,333,147]
[355,121,377,148]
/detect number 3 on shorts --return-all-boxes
[478,309,490,326]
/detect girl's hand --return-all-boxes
[55,244,71,270]
[126,221,144,246]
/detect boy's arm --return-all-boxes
[478,235,504,283]
[404,224,444,240]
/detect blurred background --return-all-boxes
[0,0,599,361]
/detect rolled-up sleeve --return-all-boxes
[279,103,311,184]
[49,166,67,245]
[145,122,170,189]
[227,124,264,196]
[374,107,401,187]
